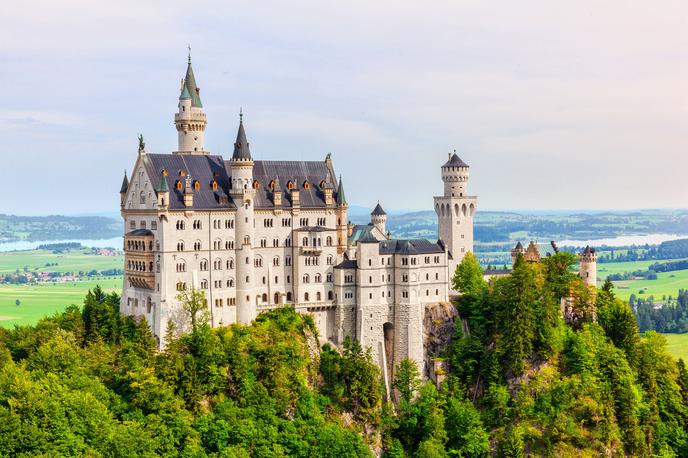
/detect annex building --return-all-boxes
[119,55,477,382]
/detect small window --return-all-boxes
[178,170,185,177]
[253,180,260,190]
[303,180,310,189]
[194,180,200,190]
[287,181,294,190]
[212,180,218,190]
[175,180,183,190]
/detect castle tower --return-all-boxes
[119,170,129,209]
[335,176,348,254]
[434,152,477,283]
[229,111,256,324]
[579,246,597,287]
[371,202,387,236]
[511,241,525,266]
[174,52,207,154]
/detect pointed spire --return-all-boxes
[371,202,386,216]
[120,170,129,194]
[181,50,202,107]
[336,175,347,205]
[157,171,169,193]
[232,110,252,160]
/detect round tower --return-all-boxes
[174,52,207,154]
[371,202,387,236]
[434,151,477,283]
[510,241,525,266]
[229,111,256,324]
[442,152,470,197]
[579,246,597,287]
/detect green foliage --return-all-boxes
[393,358,421,404]
[176,287,210,330]
[452,252,485,296]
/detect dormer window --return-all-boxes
[269,180,276,190]
[161,168,168,177]
[287,181,294,190]
[252,180,260,190]
[175,180,183,190]
[212,180,218,191]
[178,170,186,177]
[194,180,200,190]
[319,180,326,189]
[303,180,310,189]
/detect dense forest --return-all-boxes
[632,289,688,333]
[0,214,121,242]
[1,254,687,456]
[596,239,688,264]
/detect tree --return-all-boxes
[498,255,537,375]
[176,287,209,330]
[452,252,485,296]
[444,396,489,456]
[15,299,20,307]
[393,358,421,404]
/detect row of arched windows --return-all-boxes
[127,260,153,272]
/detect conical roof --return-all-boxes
[182,58,202,108]
[371,202,386,216]
[336,176,347,205]
[442,153,469,168]
[157,171,169,193]
[120,171,129,193]
[514,241,523,250]
[232,113,252,160]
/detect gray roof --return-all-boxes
[371,203,386,216]
[144,154,235,210]
[349,224,375,244]
[513,241,523,250]
[126,229,154,236]
[582,245,596,255]
[120,171,129,193]
[335,259,358,269]
[379,239,444,255]
[442,153,469,168]
[232,117,252,160]
[251,160,337,208]
[144,153,339,211]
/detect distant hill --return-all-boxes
[0,214,122,243]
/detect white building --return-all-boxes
[119,55,477,380]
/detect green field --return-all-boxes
[0,248,122,274]
[0,249,123,327]
[598,259,688,302]
[0,278,122,327]
[661,333,688,361]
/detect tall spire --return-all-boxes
[232,110,252,160]
[180,49,202,108]
[156,171,169,193]
[336,175,347,205]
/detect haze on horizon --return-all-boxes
[1,1,686,216]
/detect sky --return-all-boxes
[1,1,687,216]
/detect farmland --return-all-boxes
[659,333,688,361]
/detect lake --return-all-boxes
[0,237,123,253]
[558,233,685,248]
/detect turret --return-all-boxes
[119,170,129,209]
[511,241,525,266]
[229,111,256,325]
[371,202,387,235]
[336,176,349,254]
[183,175,193,208]
[174,51,207,154]
[441,152,470,197]
[156,171,169,210]
[579,246,597,287]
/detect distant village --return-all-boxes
[0,244,122,286]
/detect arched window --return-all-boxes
[252,180,260,190]
[302,180,310,189]
[212,180,218,190]
[303,274,310,283]
[287,181,294,190]
[227,259,234,269]
[315,273,321,283]
[302,237,308,246]
[140,191,145,204]
[326,236,332,246]
[327,291,333,300]
[262,293,268,302]
[286,292,292,302]
[194,180,200,190]
[176,181,183,190]
[274,293,280,304]
[177,241,184,251]
[316,292,321,301]
[304,292,310,301]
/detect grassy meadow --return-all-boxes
[659,333,688,361]
[0,249,123,327]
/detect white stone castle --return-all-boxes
[119,55,477,380]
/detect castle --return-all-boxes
[118,55,476,381]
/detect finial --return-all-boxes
[187,44,191,64]
[239,107,243,123]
